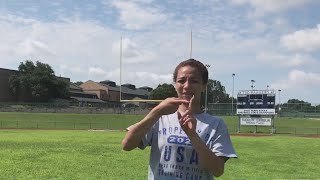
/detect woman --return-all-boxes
[122,59,237,180]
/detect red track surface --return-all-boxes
[231,133,320,138]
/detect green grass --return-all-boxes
[0,130,149,180]
[221,135,320,180]
[223,116,320,135]
[0,112,144,130]
[0,112,320,135]
[0,130,319,179]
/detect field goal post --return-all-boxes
[119,30,193,104]
[119,37,162,104]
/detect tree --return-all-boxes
[281,99,314,112]
[203,79,231,104]
[9,60,69,102]
[73,81,83,86]
[149,79,231,105]
[149,83,177,100]
[50,78,70,99]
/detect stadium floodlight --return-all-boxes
[232,73,235,115]
[251,80,255,90]
[204,64,211,113]
[119,37,162,103]
[278,89,282,117]
[278,89,282,108]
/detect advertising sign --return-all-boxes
[240,117,272,126]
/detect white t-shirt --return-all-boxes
[138,112,237,180]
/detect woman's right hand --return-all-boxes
[122,97,189,151]
[153,97,189,116]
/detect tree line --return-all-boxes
[278,99,320,112]
[8,60,318,108]
[149,79,235,107]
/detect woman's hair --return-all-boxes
[173,59,208,84]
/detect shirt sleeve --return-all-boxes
[209,120,237,158]
[127,121,158,150]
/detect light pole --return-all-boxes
[232,73,235,115]
[278,89,281,117]
[267,85,269,90]
[205,64,211,113]
[251,80,255,90]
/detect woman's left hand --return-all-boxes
[178,96,197,136]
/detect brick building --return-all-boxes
[69,83,105,106]
[80,80,152,103]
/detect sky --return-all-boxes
[0,0,320,104]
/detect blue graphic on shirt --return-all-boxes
[163,145,198,165]
[143,113,237,180]
[158,126,203,136]
[167,135,192,146]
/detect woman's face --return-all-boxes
[175,65,206,101]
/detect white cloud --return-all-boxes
[271,69,320,94]
[281,24,320,52]
[111,38,156,64]
[89,67,108,76]
[50,2,63,7]
[59,64,85,77]
[288,70,320,85]
[125,71,172,87]
[253,21,268,33]
[0,14,37,24]
[269,70,320,103]
[257,52,317,67]
[0,13,121,73]
[24,6,39,13]
[110,0,167,30]
[210,33,272,56]
[231,0,315,14]
[86,68,172,88]
[129,0,154,3]
[17,38,57,57]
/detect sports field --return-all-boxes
[0,130,319,180]
[0,112,319,135]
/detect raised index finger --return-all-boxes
[188,95,195,110]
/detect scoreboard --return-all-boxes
[237,90,276,115]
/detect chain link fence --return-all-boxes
[208,103,320,117]
[0,102,319,136]
[0,120,319,136]
[0,102,151,115]
[1,102,320,116]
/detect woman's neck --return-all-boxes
[178,103,203,114]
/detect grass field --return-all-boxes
[0,130,319,180]
[0,112,143,130]
[1,112,320,135]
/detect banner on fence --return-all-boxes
[240,117,272,126]
[237,109,275,115]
